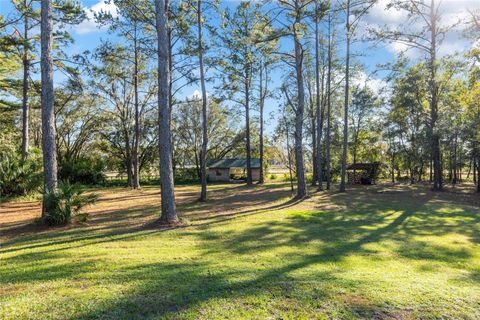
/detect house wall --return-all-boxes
[208,168,230,182]
[252,168,260,181]
[207,167,261,182]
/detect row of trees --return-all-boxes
[1,0,479,224]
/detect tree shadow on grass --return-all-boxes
[0,185,300,259]
[2,184,479,319]
[197,185,479,275]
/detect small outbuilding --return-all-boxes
[207,158,260,182]
[347,162,381,185]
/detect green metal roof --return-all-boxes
[207,158,260,169]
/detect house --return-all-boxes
[347,162,381,185]
[207,158,261,182]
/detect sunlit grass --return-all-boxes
[1,183,479,319]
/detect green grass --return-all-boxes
[1,183,479,319]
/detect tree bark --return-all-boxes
[315,1,323,191]
[391,150,395,183]
[339,0,350,193]
[325,8,332,190]
[285,115,294,194]
[259,63,266,184]
[429,0,443,191]
[310,87,317,186]
[245,69,253,186]
[198,0,208,201]
[155,0,177,223]
[293,6,307,198]
[21,1,29,161]
[132,21,141,189]
[41,0,58,218]
[477,157,480,193]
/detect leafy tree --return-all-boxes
[388,63,429,183]
[217,1,266,186]
[349,86,380,165]
[95,0,155,189]
[370,0,459,191]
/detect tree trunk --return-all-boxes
[155,0,177,223]
[41,0,58,218]
[315,2,323,191]
[132,22,141,189]
[310,95,317,186]
[21,3,29,161]
[325,9,332,190]
[473,156,477,184]
[127,156,133,187]
[293,9,307,198]
[477,157,480,193]
[339,0,350,193]
[391,151,395,183]
[245,71,253,186]
[453,133,458,184]
[429,0,443,191]
[198,0,208,201]
[285,116,294,194]
[259,63,265,184]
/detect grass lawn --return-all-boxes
[1,182,479,319]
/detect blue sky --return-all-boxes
[1,0,479,134]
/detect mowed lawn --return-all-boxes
[0,183,479,319]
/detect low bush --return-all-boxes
[174,168,199,184]
[43,181,98,226]
[59,157,106,185]
[0,149,42,197]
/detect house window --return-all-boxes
[216,169,222,176]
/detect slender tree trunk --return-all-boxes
[315,2,323,191]
[132,22,141,189]
[429,0,442,191]
[391,150,395,183]
[430,156,433,182]
[197,0,208,201]
[310,94,317,186]
[168,22,175,179]
[41,0,58,218]
[21,3,29,161]
[155,0,177,223]
[127,157,133,186]
[467,157,472,179]
[285,116,294,194]
[339,0,350,193]
[326,9,332,190]
[245,71,253,185]
[259,63,265,184]
[453,132,458,184]
[194,150,200,179]
[477,157,480,192]
[293,9,307,198]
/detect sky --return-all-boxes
[1,0,479,134]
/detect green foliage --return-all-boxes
[59,156,106,185]
[174,168,199,183]
[0,149,42,197]
[43,181,98,226]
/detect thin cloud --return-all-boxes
[75,0,118,35]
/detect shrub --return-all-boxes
[43,182,98,226]
[59,157,106,185]
[270,174,277,180]
[174,168,199,183]
[0,149,42,197]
